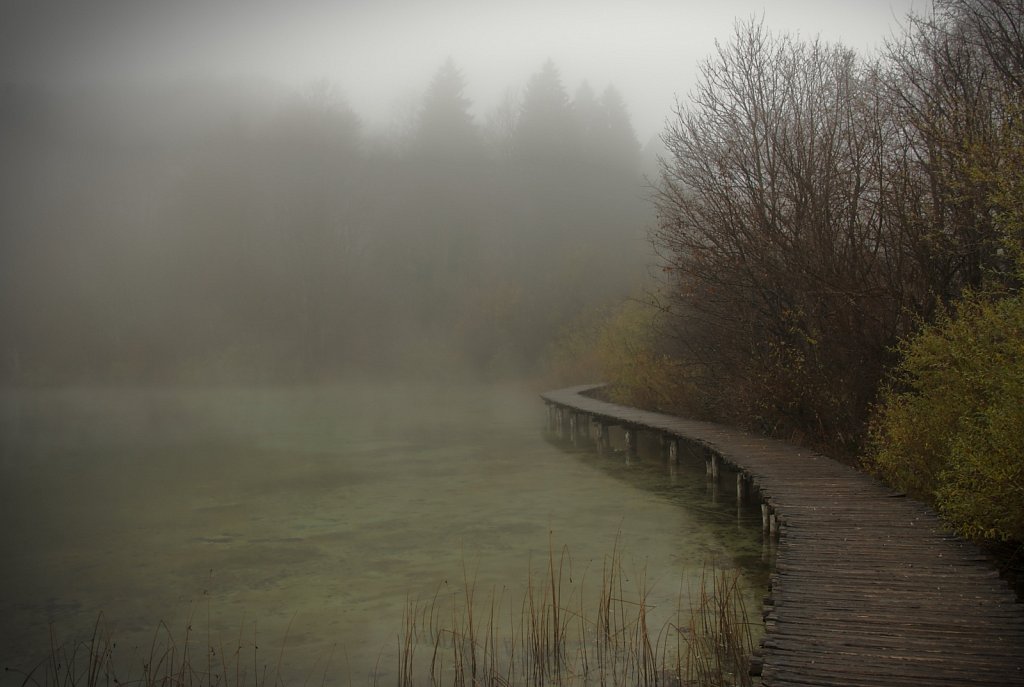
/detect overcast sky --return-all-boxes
[2,0,921,140]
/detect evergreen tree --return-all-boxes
[572,81,601,139]
[572,83,640,171]
[596,86,640,169]
[516,59,577,163]
[414,57,478,161]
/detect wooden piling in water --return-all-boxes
[594,421,610,454]
[623,426,637,458]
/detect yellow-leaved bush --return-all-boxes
[868,293,1024,543]
[545,299,698,415]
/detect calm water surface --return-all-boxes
[0,382,769,684]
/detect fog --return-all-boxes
[3,1,917,140]
[0,2,923,682]
[0,69,650,383]
[0,0,916,385]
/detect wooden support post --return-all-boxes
[761,502,771,532]
[668,438,679,463]
[569,413,579,446]
[762,535,776,563]
[706,451,719,479]
[556,407,565,439]
[736,473,748,503]
[624,427,637,459]
[595,422,610,455]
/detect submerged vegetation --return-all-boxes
[12,612,302,687]
[17,546,758,687]
[397,544,756,687]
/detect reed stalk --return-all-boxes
[395,543,759,687]
[22,547,758,687]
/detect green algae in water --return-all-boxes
[0,383,768,685]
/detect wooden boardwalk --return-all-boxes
[541,384,1024,686]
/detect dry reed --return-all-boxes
[394,538,759,686]
[18,546,757,687]
[12,610,298,687]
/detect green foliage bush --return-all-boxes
[593,300,694,414]
[868,293,1024,543]
[545,299,697,415]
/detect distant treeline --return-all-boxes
[0,59,652,384]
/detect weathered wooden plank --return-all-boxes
[762,632,1024,655]
[764,661,1022,687]
[764,650,1023,675]
[765,607,1024,627]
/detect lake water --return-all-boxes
[0,382,769,685]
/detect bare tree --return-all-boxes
[653,19,923,449]
[884,0,1024,296]
[653,3,1024,451]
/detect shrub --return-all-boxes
[868,293,1024,543]
[545,299,698,415]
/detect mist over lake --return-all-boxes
[0,382,769,684]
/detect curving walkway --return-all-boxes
[541,384,1024,686]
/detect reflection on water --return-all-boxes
[0,383,768,685]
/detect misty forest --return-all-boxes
[0,58,650,384]
[2,0,1024,684]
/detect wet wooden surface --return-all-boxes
[541,384,1024,686]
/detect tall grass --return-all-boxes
[395,539,758,687]
[17,545,758,687]
[11,611,307,687]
